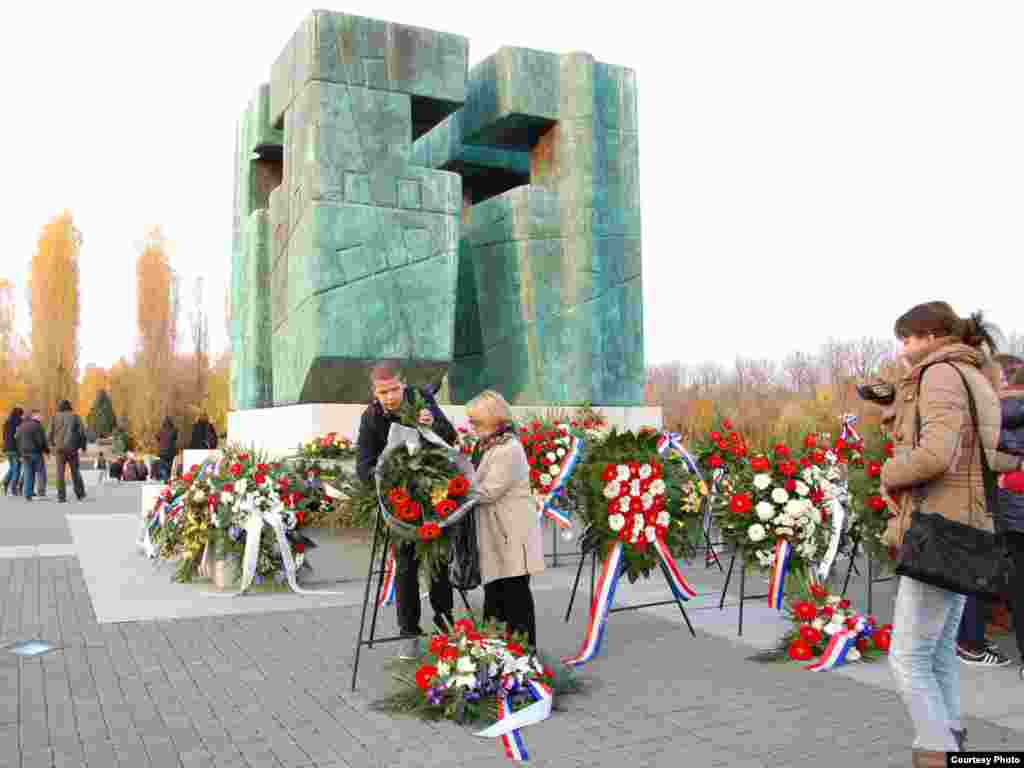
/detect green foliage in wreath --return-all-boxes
[570,428,701,582]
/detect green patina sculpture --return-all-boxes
[231,11,643,409]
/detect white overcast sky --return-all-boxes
[2,1,1021,373]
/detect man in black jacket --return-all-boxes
[49,400,87,503]
[356,361,457,658]
[16,410,49,501]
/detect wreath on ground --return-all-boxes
[571,428,700,581]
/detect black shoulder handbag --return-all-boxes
[894,362,1014,598]
[448,510,481,591]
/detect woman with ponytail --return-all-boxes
[879,302,1021,764]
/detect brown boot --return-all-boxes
[912,750,947,768]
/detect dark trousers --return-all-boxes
[483,575,537,648]
[395,541,453,636]
[957,595,991,651]
[56,451,85,501]
[1006,532,1024,660]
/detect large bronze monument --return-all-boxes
[231,11,643,409]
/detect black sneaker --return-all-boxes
[957,643,1011,667]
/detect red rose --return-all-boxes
[821,605,834,617]
[855,637,869,653]
[717,440,729,452]
[230,463,243,477]
[729,493,753,515]
[722,419,734,430]
[650,463,663,479]
[838,598,851,610]
[448,475,470,497]
[774,443,790,458]
[183,473,194,485]
[435,499,457,519]
[429,635,449,655]
[254,473,267,486]
[629,497,644,513]
[778,460,798,477]
[628,461,641,476]
[190,465,200,473]
[279,476,291,488]
[845,617,859,630]
[751,456,770,473]
[295,510,305,525]
[294,542,306,554]
[804,434,817,449]
[601,465,618,482]
[799,625,822,645]
[868,495,887,513]
[812,450,825,465]
[439,646,458,663]
[608,501,621,517]
[794,601,817,621]
[418,522,441,541]
[388,488,410,507]
[398,502,423,523]
[709,431,722,442]
[256,463,269,473]
[507,643,526,656]
[454,618,475,635]
[884,441,895,457]
[810,488,825,505]
[809,584,828,601]
[784,479,797,492]
[709,454,724,469]
[415,664,437,690]
[788,640,814,661]
[873,630,891,652]
[866,461,882,478]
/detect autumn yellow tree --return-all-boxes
[0,279,30,416]
[131,227,176,450]
[29,212,81,422]
[77,364,110,420]
[203,352,231,438]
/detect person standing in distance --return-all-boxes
[49,400,88,503]
[355,361,457,660]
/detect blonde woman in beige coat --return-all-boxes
[467,390,545,647]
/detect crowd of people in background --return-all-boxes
[2,406,222,497]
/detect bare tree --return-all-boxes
[782,350,818,394]
[189,275,209,409]
[849,336,893,379]
[693,361,725,396]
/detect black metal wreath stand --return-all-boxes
[562,548,696,637]
[350,515,472,692]
[838,536,894,615]
[717,548,769,637]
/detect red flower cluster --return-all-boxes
[519,421,573,495]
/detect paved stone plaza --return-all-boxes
[1,485,1021,767]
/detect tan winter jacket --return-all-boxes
[880,340,1018,548]
[474,437,546,585]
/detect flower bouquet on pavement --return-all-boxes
[754,580,892,669]
[714,442,833,610]
[374,616,580,762]
[376,423,477,576]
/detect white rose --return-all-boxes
[220,492,234,504]
[630,479,641,497]
[616,465,631,482]
[547,452,557,462]
[619,497,631,512]
[557,448,566,458]
[645,525,657,543]
[825,451,837,464]
[540,473,552,485]
[639,464,653,480]
[236,479,248,495]
[748,523,767,542]
[784,499,805,517]
[453,674,477,689]
[771,488,789,504]
[777,527,794,537]
[632,515,645,532]
[812,618,825,631]
[827,468,841,482]
[608,513,626,532]
[456,656,477,674]
[656,510,670,527]
[548,464,560,476]
[826,595,842,605]
[755,549,773,567]
[795,481,809,497]
[603,482,621,499]
[801,468,814,484]
[437,662,451,676]
[824,622,844,636]
[753,474,772,491]
[650,479,666,495]
[756,502,776,522]
[846,648,861,662]
[193,491,206,503]
[641,493,654,510]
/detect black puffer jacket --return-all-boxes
[3,413,21,453]
[355,387,456,486]
[996,388,1024,534]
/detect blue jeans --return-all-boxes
[21,454,42,499]
[956,595,990,651]
[3,452,19,494]
[889,576,966,751]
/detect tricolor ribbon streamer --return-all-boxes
[475,680,554,762]
[817,490,847,582]
[839,413,861,444]
[378,546,397,607]
[656,432,714,535]
[537,434,582,529]
[564,535,695,668]
[767,538,792,610]
[805,617,866,671]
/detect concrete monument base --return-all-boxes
[228,403,663,459]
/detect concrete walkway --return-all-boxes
[0,486,1021,767]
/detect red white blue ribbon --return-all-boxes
[476,680,553,762]
[378,545,396,607]
[767,538,792,610]
[653,535,697,602]
[805,617,865,671]
[537,434,582,529]
[657,432,714,535]
[563,542,625,667]
[839,413,861,444]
